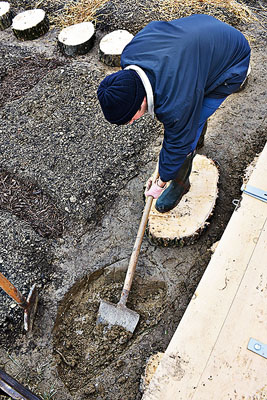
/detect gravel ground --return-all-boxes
[0,1,266,399]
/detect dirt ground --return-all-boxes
[0,1,266,399]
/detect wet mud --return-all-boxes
[53,266,166,395]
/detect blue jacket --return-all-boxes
[121,15,251,181]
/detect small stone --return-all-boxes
[119,336,128,345]
[115,359,124,368]
[117,376,127,384]
[70,196,77,203]
[84,384,96,394]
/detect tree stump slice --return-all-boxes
[99,30,133,67]
[0,1,13,30]
[141,352,164,392]
[12,9,49,40]
[58,22,95,57]
[147,155,219,246]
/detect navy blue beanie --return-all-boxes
[97,70,146,125]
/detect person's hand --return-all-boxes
[145,177,153,192]
[145,178,166,199]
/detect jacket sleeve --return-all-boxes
[159,129,191,182]
[157,89,203,182]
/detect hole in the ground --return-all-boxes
[52,264,166,394]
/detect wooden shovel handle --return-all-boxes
[119,194,154,306]
[0,272,27,309]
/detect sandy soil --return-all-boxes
[0,1,266,399]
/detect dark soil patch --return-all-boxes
[9,0,67,14]
[0,56,65,108]
[0,170,66,238]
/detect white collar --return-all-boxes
[124,65,154,119]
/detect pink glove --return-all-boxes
[145,180,166,199]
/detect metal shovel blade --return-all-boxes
[24,284,38,332]
[97,299,140,334]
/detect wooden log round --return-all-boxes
[99,29,134,67]
[58,22,95,57]
[0,1,13,30]
[141,353,164,392]
[12,9,49,40]
[146,155,219,247]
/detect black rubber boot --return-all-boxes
[155,151,195,213]
[196,121,208,150]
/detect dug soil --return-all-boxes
[0,1,266,400]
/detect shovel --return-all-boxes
[97,185,156,334]
[0,272,38,332]
[0,368,42,400]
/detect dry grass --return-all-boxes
[53,0,109,28]
[158,0,254,24]
[53,0,255,29]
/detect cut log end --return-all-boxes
[99,30,133,67]
[58,22,95,57]
[146,155,219,247]
[140,352,164,393]
[12,9,49,40]
[0,1,13,30]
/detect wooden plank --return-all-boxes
[142,143,267,400]
[192,219,267,399]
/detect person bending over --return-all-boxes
[97,14,251,213]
